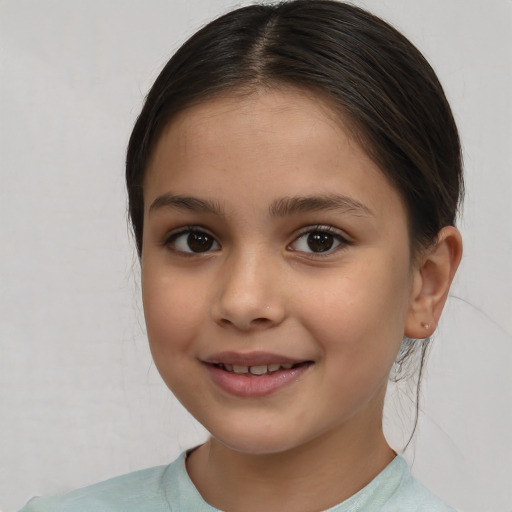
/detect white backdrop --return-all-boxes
[1,1,511,511]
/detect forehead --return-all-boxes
[146,87,352,176]
[144,88,407,225]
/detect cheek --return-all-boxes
[141,268,206,357]
[297,259,411,361]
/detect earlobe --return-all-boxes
[405,226,463,339]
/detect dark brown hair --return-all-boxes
[126,0,463,441]
[127,0,462,258]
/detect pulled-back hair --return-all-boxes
[126,0,462,259]
[125,0,463,439]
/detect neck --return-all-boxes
[186,414,395,512]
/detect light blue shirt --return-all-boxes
[20,452,456,511]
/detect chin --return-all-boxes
[215,435,298,456]
[208,420,317,456]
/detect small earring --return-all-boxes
[421,322,430,329]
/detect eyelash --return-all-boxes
[163,226,220,255]
[288,225,350,256]
[162,225,350,256]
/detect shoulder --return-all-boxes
[18,462,175,512]
[379,456,457,512]
[327,456,456,512]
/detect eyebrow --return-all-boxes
[269,194,373,218]
[149,194,224,216]
[148,193,372,218]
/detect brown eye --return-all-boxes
[290,227,347,254]
[306,232,335,252]
[169,229,220,253]
[187,232,215,252]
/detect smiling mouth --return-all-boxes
[205,357,313,396]
[211,362,311,376]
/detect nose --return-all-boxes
[211,250,286,331]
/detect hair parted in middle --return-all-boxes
[127,0,462,259]
[126,0,464,442]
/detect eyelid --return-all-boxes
[162,225,220,254]
[161,224,350,256]
[288,224,351,255]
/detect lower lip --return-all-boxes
[205,363,311,397]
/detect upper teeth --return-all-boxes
[222,363,294,375]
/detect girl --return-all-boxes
[21,1,464,510]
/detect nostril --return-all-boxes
[217,316,273,330]
[214,302,285,330]
[251,317,271,326]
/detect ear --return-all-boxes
[405,226,463,339]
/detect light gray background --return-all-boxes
[1,1,511,511]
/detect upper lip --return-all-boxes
[202,351,308,366]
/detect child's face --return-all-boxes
[141,88,417,455]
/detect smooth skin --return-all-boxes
[141,88,462,512]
